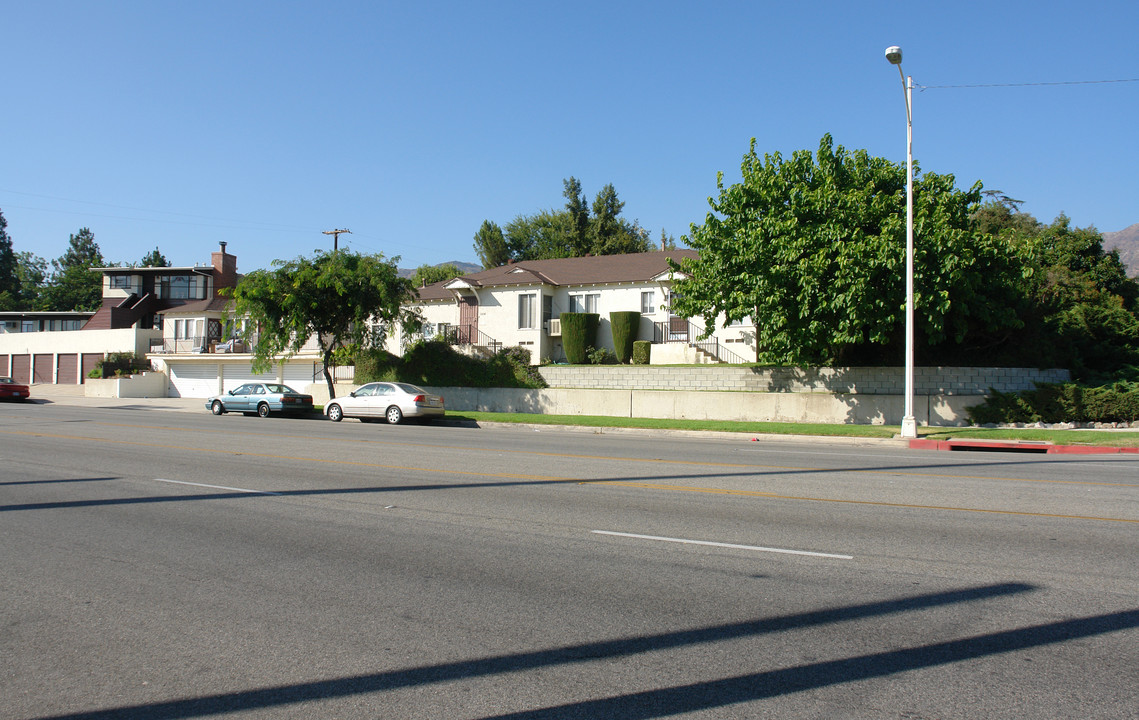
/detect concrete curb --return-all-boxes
[909,438,1139,455]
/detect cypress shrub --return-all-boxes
[609,311,640,363]
[632,340,651,365]
[561,312,599,364]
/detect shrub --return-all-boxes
[560,313,599,364]
[588,346,615,365]
[90,352,150,379]
[632,340,651,365]
[370,340,547,389]
[609,311,640,363]
[967,381,1139,424]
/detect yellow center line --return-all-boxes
[587,480,1139,524]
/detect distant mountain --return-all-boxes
[397,260,482,279]
[1102,224,1139,279]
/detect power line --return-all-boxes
[918,77,1139,91]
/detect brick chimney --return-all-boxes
[211,242,237,291]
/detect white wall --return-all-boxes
[0,328,158,357]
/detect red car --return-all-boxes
[0,377,30,401]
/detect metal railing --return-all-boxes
[439,324,502,353]
[652,319,750,364]
[314,363,355,383]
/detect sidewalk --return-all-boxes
[28,383,204,413]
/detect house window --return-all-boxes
[518,293,537,329]
[110,275,132,289]
[727,315,753,327]
[641,291,655,315]
[569,293,599,314]
[21,320,36,333]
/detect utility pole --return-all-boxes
[323,228,351,251]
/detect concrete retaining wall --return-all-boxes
[538,365,1069,395]
[415,386,986,427]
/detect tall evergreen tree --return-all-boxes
[472,220,510,269]
[139,246,171,267]
[40,228,106,311]
[0,208,20,309]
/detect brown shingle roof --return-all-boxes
[412,250,697,301]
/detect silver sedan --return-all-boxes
[325,382,445,424]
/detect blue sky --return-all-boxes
[2,1,1136,273]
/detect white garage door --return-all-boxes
[283,362,316,389]
[168,364,220,398]
[222,362,277,393]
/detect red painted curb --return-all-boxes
[908,438,1138,455]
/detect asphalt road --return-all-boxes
[2,402,1137,719]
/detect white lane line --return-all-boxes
[153,478,281,496]
[592,530,853,560]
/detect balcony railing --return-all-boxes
[439,324,502,353]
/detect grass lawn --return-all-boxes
[447,411,1139,448]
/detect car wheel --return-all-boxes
[211,400,225,415]
[327,403,343,422]
[385,405,403,424]
[257,403,270,418]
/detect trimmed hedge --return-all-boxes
[609,311,640,364]
[967,382,1139,424]
[632,340,651,365]
[356,341,546,389]
[560,312,599,364]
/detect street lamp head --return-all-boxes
[885,46,903,65]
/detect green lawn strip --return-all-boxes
[921,427,1139,448]
[447,412,900,438]
[448,412,1139,447]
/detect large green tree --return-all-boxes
[39,227,106,311]
[472,220,510,269]
[670,134,1025,365]
[487,178,653,263]
[227,250,418,400]
[0,209,20,310]
[411,263,464,288]
[139,246,171,267]
[15,251,48,309]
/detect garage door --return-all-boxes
[283,362,317,390]
[12,355,30,384]
[57,354,79,384]
[0,355,8,376]
[81,353,103,384]
[168,363,220,398]
[222,362,276,393]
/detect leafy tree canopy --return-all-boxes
[38,228,106,311]
[472,220,509,269]
[139,247,171,267]
[483,178,653,264]
[670,134,1026,365]
[227,250,418,399]
[411,263,464,288]
[0,209,20,310]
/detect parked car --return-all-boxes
[206,383,314,417]
[0,376,30,402]
[325,382,444,424]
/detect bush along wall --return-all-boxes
[560,312,599,364]
[967,382,1139,425]
[632,340,651,365]
[609,311,640,364]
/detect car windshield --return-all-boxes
[264,384,296,394]
[393,383,426,394]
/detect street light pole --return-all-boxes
[885,46,918,439]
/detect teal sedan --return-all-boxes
[206,383,314,418]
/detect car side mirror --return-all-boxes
[349,391,357,397]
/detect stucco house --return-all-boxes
[388,250,757,364]
[0,243,321,395]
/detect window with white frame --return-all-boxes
[569,292,599,314]
[518,293,537,329]
[641,291,655,315]
[727,315,752,327]
[110,275,132,289]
